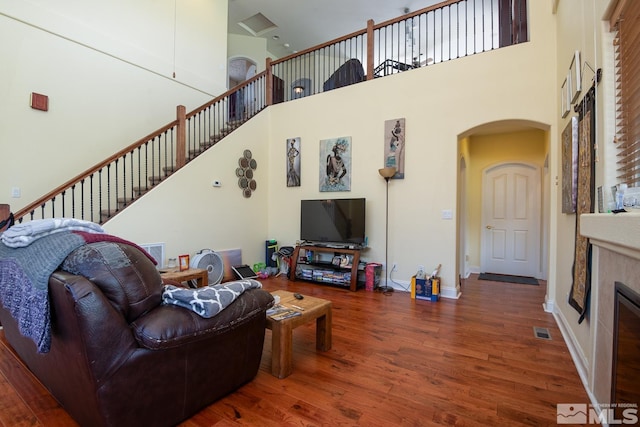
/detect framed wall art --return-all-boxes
[319,136,351,192]
[286,137,301,187]
[384,118,405,179]
[569,50,581,103]
[561,77,570,118]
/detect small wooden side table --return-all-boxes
[160,268,208,288]
[265,290,332,378]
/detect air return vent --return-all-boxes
[139,242,165,269]
[533,327,551,340]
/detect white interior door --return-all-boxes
[481,163,540,277]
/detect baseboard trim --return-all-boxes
[552,307,597,408]
[440,286,461,299]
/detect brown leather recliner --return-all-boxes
[0,242,274,427]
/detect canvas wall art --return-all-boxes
[561,116,578,213]
[319,136,351,192]
[286,137,301,187]
[384,118,405,179]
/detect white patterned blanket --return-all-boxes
[162,280,262,318]
[1,218,104,248]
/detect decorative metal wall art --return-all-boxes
[236,149,257,198]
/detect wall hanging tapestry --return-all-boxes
[286,137,301,187]
[569,85,596,323]
[384,118,405,179]
[561,116,578,213]
[320,136,351,192]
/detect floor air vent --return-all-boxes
[533,327,551,340]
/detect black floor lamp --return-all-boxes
[378,166,396,293]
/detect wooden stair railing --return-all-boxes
[10,0,528,225]
[13,71,269,225]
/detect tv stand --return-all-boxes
[290,244,361,291]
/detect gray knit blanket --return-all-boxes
[162,279,262,318]
[0,231,87,353]
[0,219,154,353]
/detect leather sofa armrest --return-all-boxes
[49,271,140,381]
[132,288,274,350]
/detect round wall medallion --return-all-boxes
[237,149,257,198]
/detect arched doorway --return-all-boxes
[228,57,257,121]
[458,121,550,283]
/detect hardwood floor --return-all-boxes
[0,274,590,426]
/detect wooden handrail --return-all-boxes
[13,0,525,224]
[187,70,269,120]
[366,19,374,80]
[372,0,460,31]
[14,119,180,221]
[270,27,369,67]
[269,0,460,69]
[14,70,270,222]
[176,105,186,168]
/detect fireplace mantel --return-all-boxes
[579,212,640,407]
[581,212,640,258]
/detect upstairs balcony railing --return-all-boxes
[9,0,527,226]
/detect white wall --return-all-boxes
[0,0,228,212]
[96,1,559,299]
[552,0,611,384]
[228,33,268,74]
[265,26,557,297]
[103,112,271,269]
[2,0,601,310]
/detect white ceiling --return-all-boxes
[227,0,442,59]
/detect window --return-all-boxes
[611,0,640,186]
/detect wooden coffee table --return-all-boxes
[265,290,332,378]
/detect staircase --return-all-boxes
[10,0,528,226]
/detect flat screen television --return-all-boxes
[300,198,366,246]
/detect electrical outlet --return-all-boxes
[418,264,425,272]
[392,262,397,272]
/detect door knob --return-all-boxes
[486,225,494,229]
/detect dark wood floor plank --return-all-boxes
[0,274,590,426]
